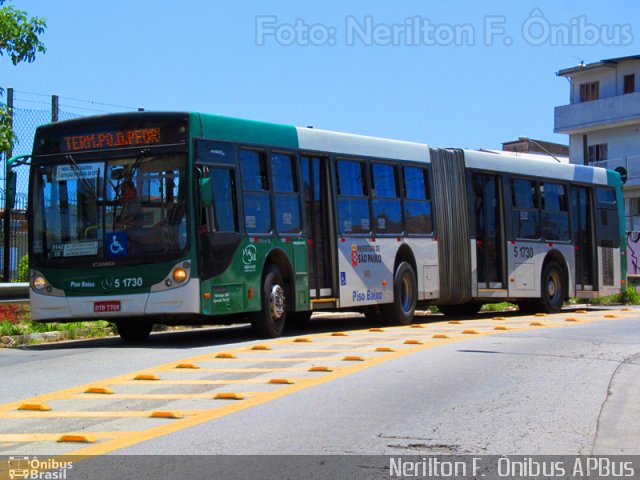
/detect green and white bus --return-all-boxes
[12,111,625,341]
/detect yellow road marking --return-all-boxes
[0,311,623,459]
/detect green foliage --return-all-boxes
[15,253,28,282]
[0,1,46,155]
[588,288,640,306]
[0,1,47,65]
[0,319,22,335]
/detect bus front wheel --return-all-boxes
[116,321,153,343]
[251,264,287,338]
[381,262,417,325]
[533,261,565,313]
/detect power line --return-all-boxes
[13,89,138,111]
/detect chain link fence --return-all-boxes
[1,89,137,281]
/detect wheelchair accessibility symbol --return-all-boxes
[107,232,128,257]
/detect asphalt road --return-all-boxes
[0,308,638,472]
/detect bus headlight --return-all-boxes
[173,268,188,283]
[33,276,46,291]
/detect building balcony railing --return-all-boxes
[555,91,640,134]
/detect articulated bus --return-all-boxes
[11,112,625,341]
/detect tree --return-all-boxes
[0,0,46,154]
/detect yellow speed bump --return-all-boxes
[605,314,618,319]
[251,345,271,351]
[448,320,462,325]
[269,378,294,385]
[309,366,333,372]
[293,338,311,343]
[404,339,423,345]
[575,309,588,314]
[17,403,51,411]
[134,374,160,381]
[432,334,449,339]
[369,328,385,332]
[530,321,544,326]
[342,355,365,362]
[494,326,509,331]
[375,347,395,352]
[493,317,507,321]
[462,329,478,334]
[175,363,200,369]
[534,313,547,317]
[84,387,114,395]
[621,308,631,312]
[214,393,245,400]
[331,332,348,337]
[565,317,579,322]
[215,353,236,359]
[150,411,183,419]
[57,434,96,443]
[410,324,424,328]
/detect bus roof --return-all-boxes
[463,149,611,185]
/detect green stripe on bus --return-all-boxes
[607,168,627,285]
[194,113,299,149]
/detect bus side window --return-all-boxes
[271,152,301,234]
[541,182,569,241]
[403,165,433,235]
[512,178,540,240]
[371,163,402,234]
[336,159,370,234]
[240,149,272,234]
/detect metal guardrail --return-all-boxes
[0,282,29,301]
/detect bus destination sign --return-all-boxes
[62,128,162,152]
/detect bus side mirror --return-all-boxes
[199,177,213,208]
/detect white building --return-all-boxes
[554,55,640,234]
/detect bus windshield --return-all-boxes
[31,153,188,264]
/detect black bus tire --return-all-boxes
[381,262,417,325]
[116,321,153,343]
[533,261,565,313]
[251,264,287,338]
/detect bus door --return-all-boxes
[472,173,505,290]
[300,155,335,299]
[571,186,595,291]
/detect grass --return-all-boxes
[588,288,640,306]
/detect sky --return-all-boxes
[2,0,640,151]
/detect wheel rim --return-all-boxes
[269,284,286,320]
[547,271,561,304]
[400,273,414,313]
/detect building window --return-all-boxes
[580,81,599,102]
[588,143,608,164]
[624,74,636,94]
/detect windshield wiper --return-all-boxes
[64,154,98,199]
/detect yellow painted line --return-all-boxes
[153,366,310,373]
[0,410,202,419]
[0,313,623,459]
[0,432,135,443]
[119,378,312,386]
[76,393,262,400]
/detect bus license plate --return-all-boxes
[94,301,121,313]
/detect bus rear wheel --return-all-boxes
[116,321,153,343]
[533,261,565,313]
[381,262,417,325]
[251,264,287,338]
